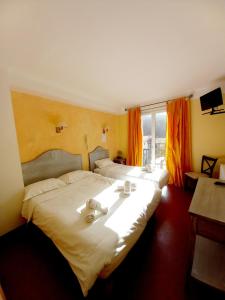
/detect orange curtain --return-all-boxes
[166,98,192,187]
[127,107,143,166]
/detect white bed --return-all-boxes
[89,146,169,189]
[21,150,162,297]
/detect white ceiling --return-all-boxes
[0,0,225,114]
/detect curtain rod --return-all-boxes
[124,94,193,111]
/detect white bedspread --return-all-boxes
[94,163,169,189]
[22,173,161,296]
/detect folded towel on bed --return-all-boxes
[86,199,108,214]
[117,182,137,192]
[85,210,96,223]
[131,182,137,190]
[144,164,152,173]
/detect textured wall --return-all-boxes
[191,96,225,172]
[0,71,24,235]
[11,91,128,170]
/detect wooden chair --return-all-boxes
[184,155,218,191]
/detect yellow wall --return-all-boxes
[12,90,225,175]
[12,91,128,169]
[191,96,225,172]
[0,70,24,236]
[118,114,128,158]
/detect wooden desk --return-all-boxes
[189,178,225,291]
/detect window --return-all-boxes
[142,110,167,169]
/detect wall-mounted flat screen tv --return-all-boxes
[200,88,223,111]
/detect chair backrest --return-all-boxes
[201,155,218,177]
[212,156,225,178]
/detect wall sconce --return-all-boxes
[102,127,109,134]
[56,121,68,133]
[102,127,108,143]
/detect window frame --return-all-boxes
[141,107,167,168]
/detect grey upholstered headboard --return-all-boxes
[88,146,109,171]
[22,149,82,186]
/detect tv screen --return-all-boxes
[200,88,223,111]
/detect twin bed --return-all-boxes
[21,148,168,296]
[89,146,169,189]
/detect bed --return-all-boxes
[21,149,161,296]
[88,146,169,189]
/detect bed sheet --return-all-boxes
[22,173,161,296]
[94,163,169,189]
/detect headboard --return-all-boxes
[88,146,109,171]
[21,149,82,186]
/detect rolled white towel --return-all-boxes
[145,164,152,172]
[124,180,131,195]
[117,182,136,192]
[86,199,108,214]
[131,182,137,191]
[85,210,96,223]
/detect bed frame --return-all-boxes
[88,146,109,172]
[21,149,82,186]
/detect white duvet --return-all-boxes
[95,163,169,189]
[22,173,161,296]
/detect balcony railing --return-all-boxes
[143,139,166,168]
[143,148,151,166]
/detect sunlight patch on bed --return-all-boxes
[126,167,142,176]
[104,184,152,236]
[76,181,122,215]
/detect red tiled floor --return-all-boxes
[0,185,224,300]
[130,185,194,300]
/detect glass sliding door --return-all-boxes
[142,111,167,169]
[142,114,152,166]
[155,111,166,168]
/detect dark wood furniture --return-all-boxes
[184,155,217,191]
[113,157,126,165]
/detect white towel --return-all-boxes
[131,182,137,191]
[117,182,136,192]
[85,210,96,223]
[86,199,108,214]
[145,164,152,172]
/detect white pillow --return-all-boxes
[24,178,66,201]
[58,170,92,184]
[95,158,114,169]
